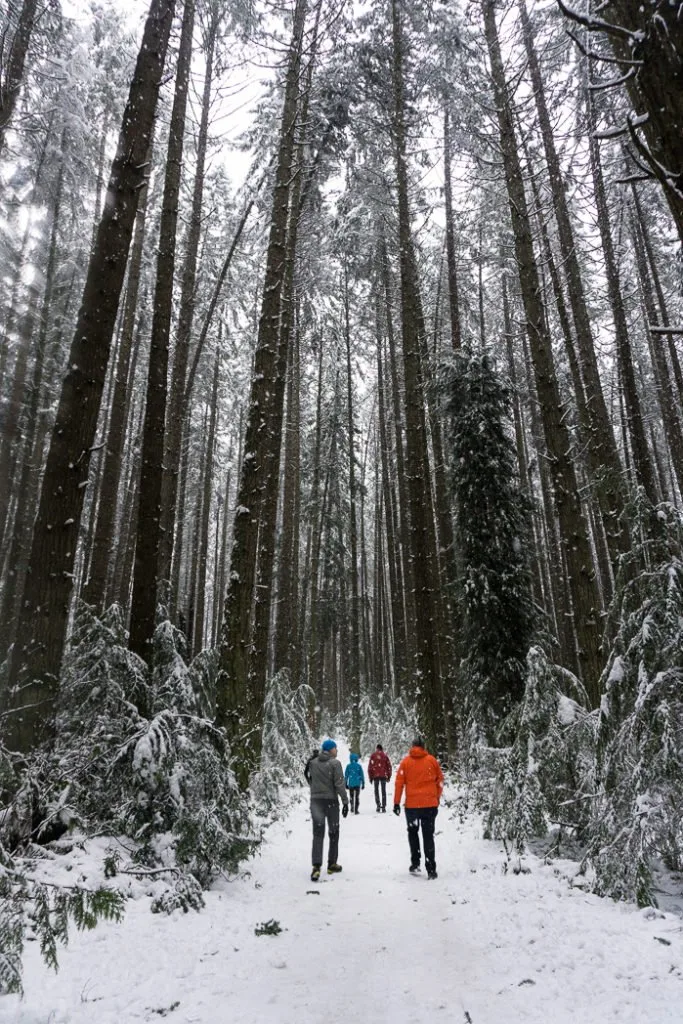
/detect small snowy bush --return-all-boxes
[588,515,683,905]
[42,605,256,883]
[252,668,316,809]
[485,646,597,851]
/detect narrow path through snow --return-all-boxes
[4,751,683,1024]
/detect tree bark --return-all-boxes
[391,0,445,752]
[159,6,217,590]
[130,0,195,659]
[217,0,310,782]
[0,0,39,155]
[483,0,603,702]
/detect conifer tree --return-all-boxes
[440,353,535,735]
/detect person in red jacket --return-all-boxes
[367,743,392,812]
[393,736,444,879]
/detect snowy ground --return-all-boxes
[4,743,683,1024]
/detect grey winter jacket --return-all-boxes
[309,752,348,804]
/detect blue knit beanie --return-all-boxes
[321,739,337,752]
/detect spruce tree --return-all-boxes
[440,353,535,737]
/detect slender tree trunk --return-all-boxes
[391,0,444,751]
[273,321,301,674]
[192,348,220,654]
[217,0,310,782]
[159,7,217,589]
[519,0,628,571]
[130,0,195,659]
[583,75,659,507]
[443,108,462,351]
[343,266,361,753]
[483,0,603,701]
[630,208,683,497]
[83,134,155,610]
[0,0,39,155]
[376,299,408,694]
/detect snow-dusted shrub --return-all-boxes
[150,873,205,915]
[587,513,683,905]
[53,602,150,833]
[252,668,316,808]
[485,646,597,851]
[50,605,256,884]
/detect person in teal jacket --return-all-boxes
[344,753,365,814]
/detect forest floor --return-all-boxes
[4,743,683,1024]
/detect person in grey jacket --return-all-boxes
[308,739,349,881]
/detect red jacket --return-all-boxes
[394,746,444,809]
[368,749,392,781]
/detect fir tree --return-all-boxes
[440,353,535,738]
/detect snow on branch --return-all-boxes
[556,0,639,42]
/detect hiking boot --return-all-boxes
[381,807,386,812]
[376,806,381,813]
[409,864,421,874]
[327,863,343,874]
[427,867,438,880]
[311,865,321,882]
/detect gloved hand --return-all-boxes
[362,785,365,790]
[393,804,401,816]
[342,804,349,818]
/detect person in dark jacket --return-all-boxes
[308,739,349,881]
[344,753,365,814]
[393,736,444,879]
[368,743,392,812]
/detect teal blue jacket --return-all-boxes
[344,753,365,788]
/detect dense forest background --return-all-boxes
[1,0,683,990]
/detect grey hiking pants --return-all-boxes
[311,798,340,867]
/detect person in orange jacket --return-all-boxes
[393,736,444,879]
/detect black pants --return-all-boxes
[373,777,387,810]
[405,806,438,871]
[348,786,360,812]
[311,799,340,867]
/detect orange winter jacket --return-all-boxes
[394,746,444,809]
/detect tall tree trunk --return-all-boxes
[559,0,683,240]
[192,348,220,654]
[343,267,361,753]
[0,141,66,659]
[483,0,603,701]
[159,6,217,590]
[83,133,155,611]
[130,0,195,659]
[217,0,310,782]
[376,299,408,694]
[519,0,628,570]
[0,0,39,155]
[584,74,659,507]
[2,0,175,755]
[630,207,683,497]
[391,0,445,752]
[443,108,462,351]
[273,321,301,674]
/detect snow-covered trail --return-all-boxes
[4,752,683,1024]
